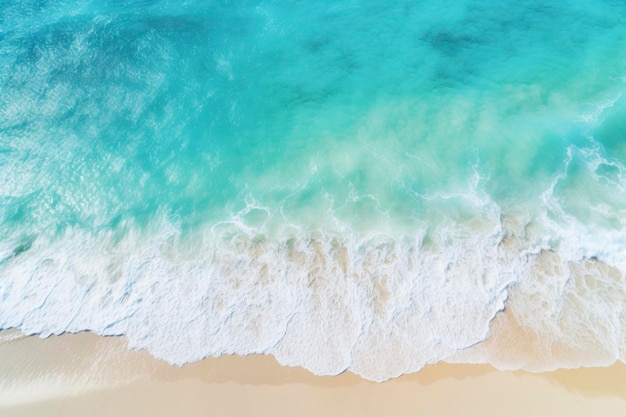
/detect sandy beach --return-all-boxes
[1,330,625,417]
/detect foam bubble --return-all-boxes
[0,207,570,380]
[452,250,626,371]
[2,178,626,382]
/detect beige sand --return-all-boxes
[1,331,626,417]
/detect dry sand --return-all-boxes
[0,330,625,417]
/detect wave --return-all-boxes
[1,203,624,381]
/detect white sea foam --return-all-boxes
[538,145,626,269]
[2,125,626,380]
[2,196,624,381]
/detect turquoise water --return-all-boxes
[2,0,626,380]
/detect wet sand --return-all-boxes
[1,330,625,416]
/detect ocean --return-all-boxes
[1,0,626,381]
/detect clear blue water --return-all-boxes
[1,0,626,380]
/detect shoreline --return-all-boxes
[1,331,626,416]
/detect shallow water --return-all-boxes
[1,0,626,380]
